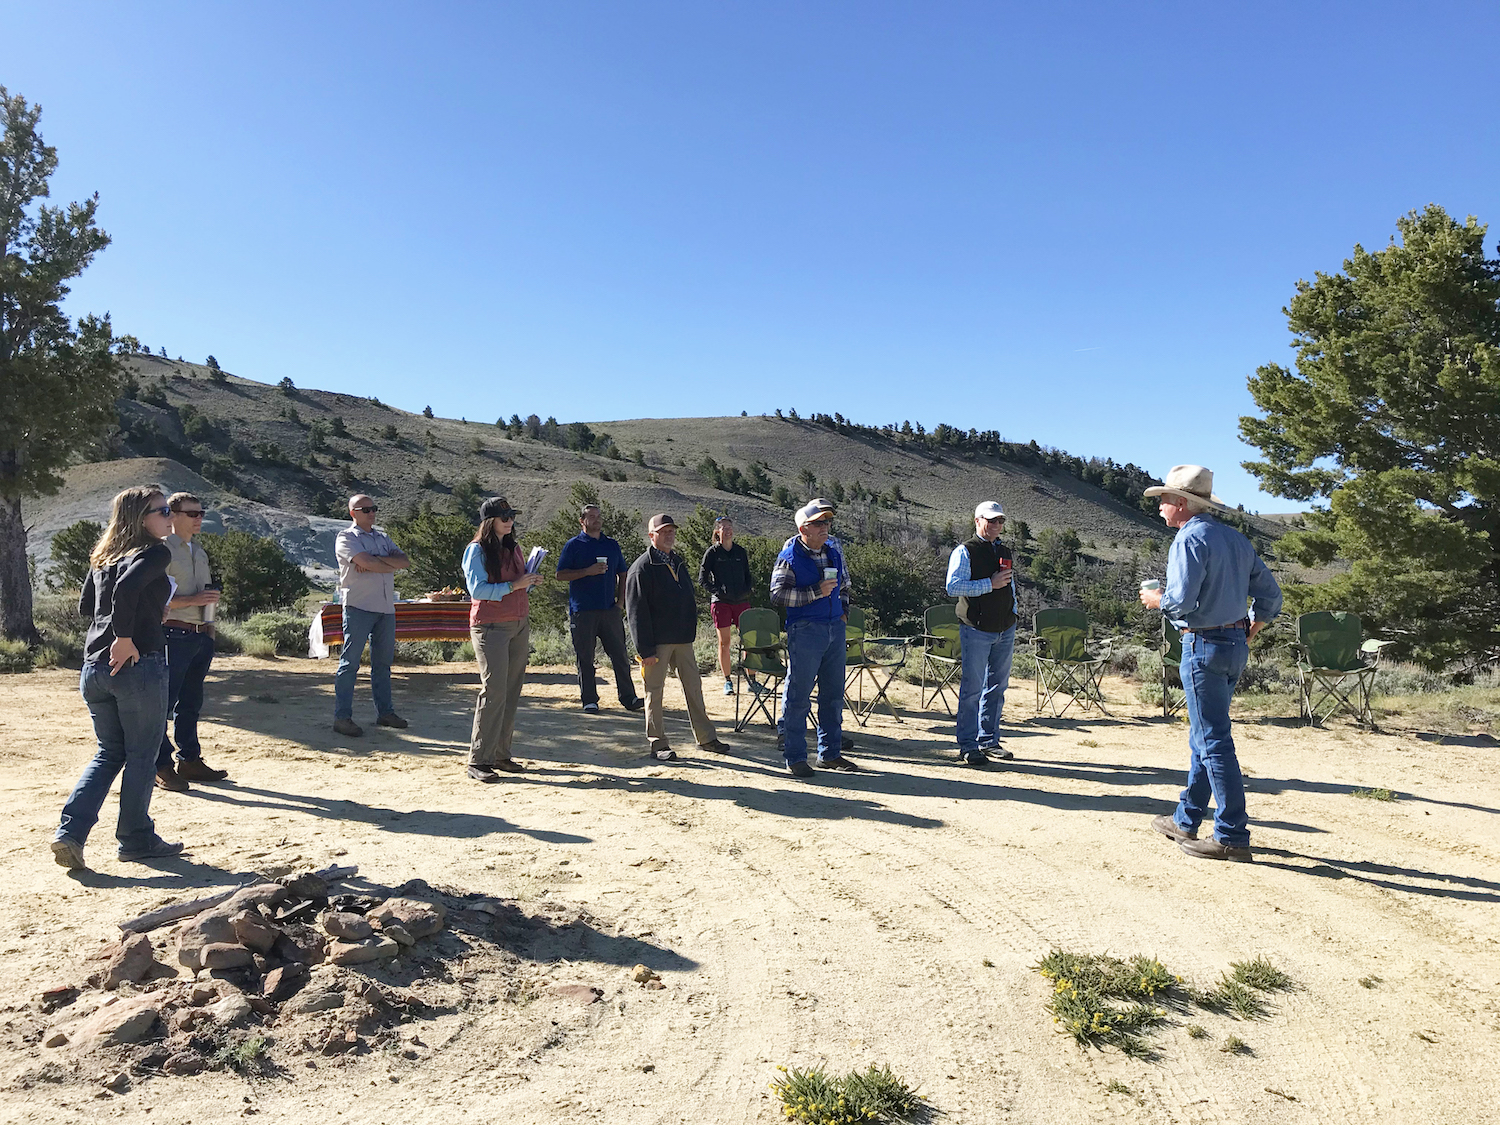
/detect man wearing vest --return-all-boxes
[770,499,858,778]
[944,501,1018,766]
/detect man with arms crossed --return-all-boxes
[555,504,646,715]
[944,500,1018,767]
[333,495,411,737]
[1139,466,1282,861]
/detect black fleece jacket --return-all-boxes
[625,547,700,660]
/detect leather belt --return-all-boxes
[1183,619,1250,633]
[164,620,211,633]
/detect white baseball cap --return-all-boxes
[795,498,836,526]
[974,501,1005,520]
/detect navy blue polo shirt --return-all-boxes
[556,532,626,613]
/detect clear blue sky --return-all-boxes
[5,2,1498,509]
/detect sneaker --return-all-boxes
[981,744,1015,760]
[817,755,860,772]
[959,749,989,767]
[155,766,189,792]
[624,698,646,712]
[177,759,228,782]
[1151,814,1197,843]
[492,759,524,773]
[723,679,735,696]
[651,745,677,762]
[786,760,815,778]
[51,838,85,871]
[700,739,732,754]
[333,717,363,737]
[467,765,500,784]
[749,680,769,697]
[377,712,408,729]
[1179,837,1252,862]
[118,839,186,863]
[582,703,601,714]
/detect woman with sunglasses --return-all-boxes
[53,487,185,869]
[462,497,543,781]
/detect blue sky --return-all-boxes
[5,1,1498,510]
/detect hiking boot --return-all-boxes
[1152,814,1197,843]
[651,745,678,762]
[118,838,186,863]
[177,759,228,782]
[786,760,815,779]
[1178,837,1252,862]
[377,712,408,729]
[700,739,732,754]
[51,838,85,871]
[333,717,363,737]
[818,755,860,772]
[467,765,500,783]
[155,766,189,792]
[492,759,524,773]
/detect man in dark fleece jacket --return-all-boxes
[624,514,730,761]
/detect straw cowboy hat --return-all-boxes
[1142,465,1235,514]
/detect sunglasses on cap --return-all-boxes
[352,505,379,514]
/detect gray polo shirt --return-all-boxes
[335,524,401,615]
[163,533,213,624]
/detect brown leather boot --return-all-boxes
[177,759,228,782]
[155,766,189,792]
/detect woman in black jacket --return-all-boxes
[698,516,755,696]
[53,486,183,870]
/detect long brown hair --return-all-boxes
[471,497,519,583]
[90,486,166,569]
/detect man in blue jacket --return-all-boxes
[770,499,857,778]
[1139,466,1282,862]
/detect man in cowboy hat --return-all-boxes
[770,499,857,778]
[1139,466,1282,861]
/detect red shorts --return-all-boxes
[710,601,751,630]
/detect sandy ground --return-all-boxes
[0,655,1496,1124]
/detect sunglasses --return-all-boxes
[148,505,173,518]
[175,510,206,519]
[352,505,379,514]
[490,510,517,521]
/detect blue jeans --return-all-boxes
[1175,628,1251,847]
[59,653,169,852]
[158,628,214,767]
[956,623,1015,752]
[781,618,846,764]
[334,606,395,720]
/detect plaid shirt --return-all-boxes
[769,536,851,610]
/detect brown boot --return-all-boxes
[177,759,228,782]
[155,766,189,792]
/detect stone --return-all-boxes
[366,898,445,940]
[102,934,158,989]
[277,873,329,899]
[466,900,499,916]
[321,912,373,941]
[208,994,252,1025]
[163,1051,205,1076]
[74,995,161,1050]
[189,982,217,1006]
[319,1028,360,1055]
[631,965,660,983]
[292,991,344,1014]
[252,955,271,974]
[329,937,399,965]
[263,964,310,1003]
[272,923,327,966]
[104,1071,130,1093]
[381,924,415,947]
[546,984,603,1005]
[176,884,287,970]
[645,979,666,990]
[44,1031,68,1048]
[231,910,279,954]
[201,943,253,970]
[39,985,79,1013]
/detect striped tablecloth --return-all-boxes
[308,601,473,657]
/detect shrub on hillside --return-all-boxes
[385,508,474,598]
[198,531,311,617]
[241,612,310,656]
[46,520,102,591]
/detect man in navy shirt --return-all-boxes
[555,504,646,714]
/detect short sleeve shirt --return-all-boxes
[557,532,625,614]
[336,525,400,615]
[163,533,213,623]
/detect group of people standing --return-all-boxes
[55,462,1281,871]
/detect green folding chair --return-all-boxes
[1294,611,1378,728]
[920,604,963,714]
[1159,613,1185,719]
[1033,608,1109,717]
[843,606,913,727]
[734,608,787,732]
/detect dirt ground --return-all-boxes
[0,655,1496,1124]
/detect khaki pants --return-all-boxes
[640,642,717,749]
[471,619,529,765]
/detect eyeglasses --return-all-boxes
[149,505,172,518]
[352,506,379,514]
[491,511,517,521]
[175,510,206,519]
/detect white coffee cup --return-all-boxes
[596,556,608,569]
[1140,580,1161,592]
[823,567,838,582]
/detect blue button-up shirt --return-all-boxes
[1161,514,1283,629]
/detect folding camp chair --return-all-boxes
[1294,611,1378,728]
[1033,608,1110,717]
[734,608,787,732]
[843,606,913,726]
[1159,613,1185,719]
[920,604,963,714]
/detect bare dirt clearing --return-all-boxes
[0,657,1496,1123]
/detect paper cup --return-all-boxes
[1140,580,1161,592]
[823,567,838,582]
[596,556,609,568]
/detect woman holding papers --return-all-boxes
[461,497,543,781]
